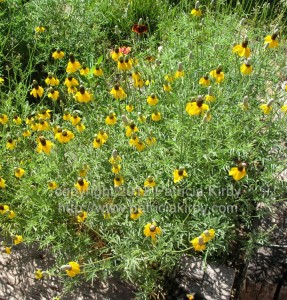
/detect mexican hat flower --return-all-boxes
[129,133,139,147]
[63,111,71,121]
[76,211,88,223]
[37,118,50,131]
[14,167,25,178]
[191,236,206,251]
[130,208,143,220]
[75,86,92,103]
[38,109,51,120]
[110,84,127,100]
[30,80,44,98]
[75,177,89,193]
[14,235,24,245]
[36,137,54,154]
[144,176,156,188]
[143,222,161,240]
[52,49,65,59]
[232,36,251,58]
[93,136,103,149]
[229,162,247,181]
[147,94,158,106]
[264,30,279,48]
[97,130,108,144]
[70,113,81,125]
[0,178,6,189]
[66,53,81,73]
[186,96,209,116]
[240,58,253,75]
[126,103,134,113]
[76,123,86,132]
[259,99,274,115]
[61,262,81,277]
[210,65,224,83]
[191,1,202,17]
[173,167,188,183]
[200,229,215,243]
[109,149,122,164]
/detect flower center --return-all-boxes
[149,225,156,232]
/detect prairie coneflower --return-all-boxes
[126,103,134,113]
[66,53,81,73]
[114,174,124,187]
[70,113,81,125]
[63,111,71,121]
[48,88,60,101]
[76,211,87,223]
[97,130,108,144]
[135,139,145,151]
[240,58,253,75]
[55,130,75,144]
[0,114,8,125]
[52,49,65,59]
[80,65,90,76]
[0,177,6,188]
[147,94,158,106]
[14,167,25,178]
[30,80,44,98]
[173,167,188,183]
[210,65,224,83]
[14,235,24,245]
[232,36,251,58]
[6,138,16,150]
[191,236,206,251]
[205,86,216,102]
[146,135,156,146]
[199,73,210,87]
[111,46,123,62]
[93,136,103,149]
[143,222,161,240]
[61,262,80,277]
[35,26,45,33]
[200,229,215,243]
[144,176,156,188]
[130,208,143,220]
[186,96,209,116]
[260,99,274,115]
[76,123,86,132]
[110,84,127,100]
[281,104,287,113]
[129,133,139,147]
[36,137,54,154]
[5,247,11,255]
[64,76,79,88]
[163,81,172,92]
[75,177,89,193]
[37,118,50,131]
[151,111,161,121]
[105,112,117,125]
[38,109,51,120]
[134,187,145,197]
[174,62,185,78]
[229,162,247,181]
[191,1,202,17]
[0,204,9,214]
[75,86,92,103]
[239,96,249,111]
[111,163,121,174]
[125,121,139,137]
[13,115,22,125]
[35,269,43,280]
[45,73,60,86]
[109,149,122,164]
[93,65,103,76]
[48,181,58,190]
[264,30,279,48]
[22,129,31,137]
